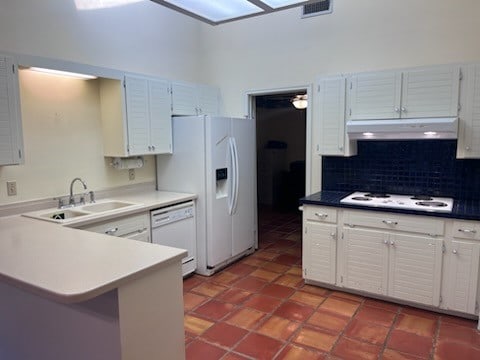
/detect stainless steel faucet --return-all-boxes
[69,177,87,205]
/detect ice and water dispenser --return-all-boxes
[216,168,228,198]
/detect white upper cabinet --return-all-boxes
[457,63,480,158]
[100,75,172,157]
[348,71,402,120]
[315,76,356,156]
[347,65,461,120]
[171,81,220,116]
[0,54,23,165]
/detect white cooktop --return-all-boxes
[340,192,453,213]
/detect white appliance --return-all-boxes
[340,192,453,213]
[151,201,196,276]
[156,115,257,276]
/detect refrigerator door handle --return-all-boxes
[227,137,236,215]
[231,137,240,215]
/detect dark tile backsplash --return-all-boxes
[322,140,480,200]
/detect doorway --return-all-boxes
[254,92,307,214]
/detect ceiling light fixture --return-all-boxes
[150,0,309,25]
[28,67,98,80]
[291,94,308,109]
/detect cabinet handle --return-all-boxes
[383,239,388,245]
[148,146,152,151]
[382,220,398,226]
[151,145,156,151]
[401,107,406,113]
[466,146,471,151]
[390,241,395,247]
[338,145,344,151]
[394,107,400,113]
[105,227,119,235]
[314,213,328,219]
[330,232,336,239]
[452,249,458,254]
[458,228,476,234]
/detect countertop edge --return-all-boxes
[0,248,187,304]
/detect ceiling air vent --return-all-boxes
[302,0,333,18]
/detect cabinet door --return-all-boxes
[401,65,460,118]
[303,222,337,284]
[125,75,150,155]
[343,228,389,295]
[443,240,480,314]
[171,81,197,115]
[458,64,480,158]
[197,85,219,115]
[316,76,347,156]
[348,71,402,120]
[388,234,443,306]
[149,79,172,154]
[0,55,23,165]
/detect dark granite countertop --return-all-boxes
[300,191,480,221]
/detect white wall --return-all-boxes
[0,0,202,204]
[0,0,202,80]
[199,0,480,192]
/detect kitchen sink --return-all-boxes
[39,209,90,221]
[22,199,143,224]
[79,200,138,213]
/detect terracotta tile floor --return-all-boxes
[184,208,480,359]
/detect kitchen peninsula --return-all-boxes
[0,215,186,360]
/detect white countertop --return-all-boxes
[0,190,196,304]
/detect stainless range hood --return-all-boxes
[346,117,458,140]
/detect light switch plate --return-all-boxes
[7,181,17,196]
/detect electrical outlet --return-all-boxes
[7,181,17,196]
[128,169,135,181]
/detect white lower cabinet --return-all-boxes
[77,212,150,243]
[441,220,480,314]
[303,222,337,284]
[303,206,338,285]
[343,228,388,295]
[302,206,480,317]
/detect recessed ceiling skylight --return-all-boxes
[163,0,262,22]
[151,0,309,25]
[260,0,307,9]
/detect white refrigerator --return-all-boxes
[156,115,257,276]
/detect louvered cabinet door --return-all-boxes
[443,240,480,314]
[347,71,402,120]
[459,64,480,158]
[171,81,197,115]
[149,79,172,154]
[387,234,443,307]
[303,222,337,284]
[0,55,22,165]
[401,65,460,118]
[343,228,389,296]
[316,76,347,156]
[125,75,150,155]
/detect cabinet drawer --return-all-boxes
[344,210,444,236]
[304,206,337,224]
[453,220,480,241]
[81,213,150,237]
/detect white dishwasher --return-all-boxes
[151,201,196,277]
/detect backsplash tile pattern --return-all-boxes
[322,140,480,200]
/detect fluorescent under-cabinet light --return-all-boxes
[29,67,97,80]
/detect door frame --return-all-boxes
[245,84,313,250]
